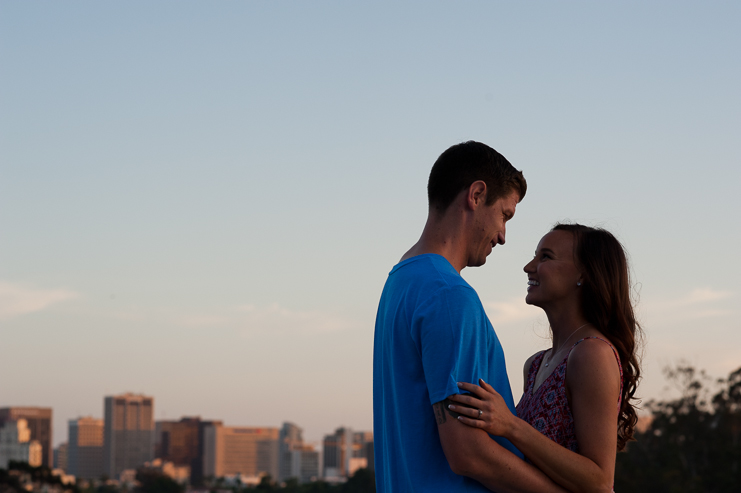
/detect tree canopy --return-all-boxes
[615,365,741,492]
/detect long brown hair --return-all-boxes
[552,223,642,451]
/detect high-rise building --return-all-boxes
[154,416,222,485]
[278,422,302,482]
[193,419,222,485]
[54,443,68,471]
[68,417,104,479]
[283,445,319,484]
[322,428,373,479]
[0,419,43,469]
[155,417,199,467]
[202,424,279,480]
[103,394,154,478]
[278,422,319,483]
[0,407,53,468]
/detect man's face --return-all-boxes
[467,189,519,267]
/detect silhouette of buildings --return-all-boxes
[154,416,222,485]
[68,417,104,479]
[0,419,43,469]
[278,422,319,483]
[322,427,373,479]
[103,394,154,477]
[53,443,68,471]
[203,424,279,480]
[2,397,374,486]
[0,407,53,468]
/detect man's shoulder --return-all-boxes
[390,254,468,287]
[379,255,485,323]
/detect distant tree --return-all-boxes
[254,475,275,492]
[95,483,120,493]
[293,481,337,493]
[340,469,374,493]
[135,470,183,493]
[0,461,81,493]
[6,461,62,485]
[0,466,22,493]
[280,477,300,493]
[615,365,741,492]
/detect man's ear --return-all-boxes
[466,180,488,210]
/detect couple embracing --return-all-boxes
[373,141,641,492]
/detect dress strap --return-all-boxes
[526,350,548,391]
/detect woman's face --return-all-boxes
[523,230,583,309]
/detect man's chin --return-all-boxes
[467,257,487,268]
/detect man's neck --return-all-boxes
[402,215,469,273]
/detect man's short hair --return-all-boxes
[427,141,527,212]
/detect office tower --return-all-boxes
[68,417,104,479]
[192,419,222,485]
[202,424,279,480]
[283,445,319,484]
[103,394,154,477]
[322,428,348,479]
[54,443,69,471]
[322,428,373,479]
[278,422,302,482]
[278,422,319,483]
[0,419,43,469]
[0,407,53,468]
[155,416,223,484]
[364,440,374,471]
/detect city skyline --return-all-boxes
[2,2,740,450]
[2,394,371,484]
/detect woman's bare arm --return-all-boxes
[450,339,620,493]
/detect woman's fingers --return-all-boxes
[457,381,488,398]
[479,378,501,398]
[447,392,482,408]
[455,415,485,429]
[447,403,479,418]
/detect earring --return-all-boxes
[577,281,582,286]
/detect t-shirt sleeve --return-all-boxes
[412,285,490,405]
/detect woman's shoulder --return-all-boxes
[566,337,621,392]
[568,336,619,365]
[569,336,619,365]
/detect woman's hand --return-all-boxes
[447,379,518,438]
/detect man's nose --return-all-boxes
[497,229,506,245]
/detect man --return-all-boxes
[373,142,566,492]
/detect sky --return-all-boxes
[1,1,739,447]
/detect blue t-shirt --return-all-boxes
[373,254,522,492]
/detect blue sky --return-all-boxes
[1,1,739,446]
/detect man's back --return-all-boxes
[373,254,519,492]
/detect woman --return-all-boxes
[448,223,641,492]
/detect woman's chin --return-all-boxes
[524,295,541,307]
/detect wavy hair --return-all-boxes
[552,223,643,451]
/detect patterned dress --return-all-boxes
[515,337,623,454]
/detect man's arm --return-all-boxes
[433,400,569,493]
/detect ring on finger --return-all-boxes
[478,409,483,418]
